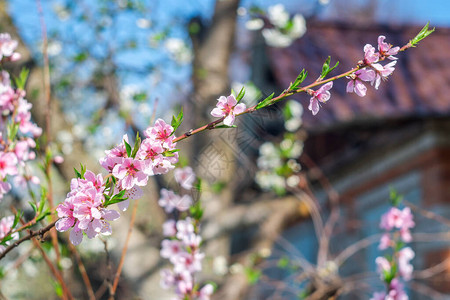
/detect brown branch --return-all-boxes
[413,257,450,280]
[36,0,61,266]
[0,220,57,260]
[109,198,140,299]
[68,243,96,300]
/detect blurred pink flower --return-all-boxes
[211,94,246,126]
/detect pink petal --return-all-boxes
[211,107,224,118]
[223,114,235,126]
[308,98,319,115]
[234,103,246,114]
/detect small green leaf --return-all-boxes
[29,201,37,213]
[13,210,21,228]
[132,92,147,102]
[131,132,141,159]
[104,190,128,207]
[214,124,237,129]
[291,69,308,90]
[277,256,290,269]
[171,107,184,133]
[124,139,132,157]
[73,52,88,62]
[245,267,261,285]
[411,22,435,46]
[74,167,82,179]
[189,201,203,220]
[14,68,30,90]
[320,56,339,79]
[236,86,245,103]
[255,92,275,110]
[36,209,51,223]
[7,123,19,141]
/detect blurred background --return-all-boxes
[0,0,449,299]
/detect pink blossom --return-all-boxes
[385,279,408,300]
[144,119,176,148]
[163,219,177,237]
[371,61,397,90]
[0,181,11,200]
[363,44,379,64]
[55,199,76,232]
[370,291,386,300]
[0,33,21,61]
[0,152,18,178]
[160,268,176,289]
[99,135,129,172]
[174,166,196,190]
[158,188,193,213]
[182,233,202,250]
[160,239,183,263]
[54,155,64,164]
[211,94,246,126]
[116,186,144,211]
[346,68,375,97]
[375,256,391,276]
[0,215,19,252]
[113,158,148,190]
[176,218,195,240]
[308,82,333,115]
[379,233,392,250]
[84,170,105,193]
[72,187,104,230]
[174,251,205,273]
[198,284,214,300]
[378,36,400,59]
[398,247,414,281]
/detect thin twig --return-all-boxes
[36,0,61,266]
[0,220,57,260]
[109,198,140,299]
[68,242,96,300]
[404,200,450,227]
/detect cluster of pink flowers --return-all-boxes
[308,35,399,115]
[56,118,179,244]
[210,94,246,126]
[347,35,399,96]
[0,35,42,201]
[371,205,415,300]
[55,170,120,245]
[0,215,19,253]
[0,33,21,62]
[159,170,214,300]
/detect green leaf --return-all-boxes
[236,86,245,103]
[73,52,88,62]
[411,22,435,46]
[36,209,51,223]
[131,132,141,159]
[389,187,403,207]
[214,124,237,129]
[291,69,308,90]
[255,92,275,110]
[7,123,19,141]
[13,210,21,229]
[171,107,184,133]
[245,267,261,285]
[14,68,30,90]
[104,190,128,207]
[29,201,37,213]
[277,256,290,269]
[124,139,132,157]
[189,201,204,220]
[132,92,147,102]
[320,56,339,79]
[73,167,82,179]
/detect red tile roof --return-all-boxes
[268,23,450,132]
